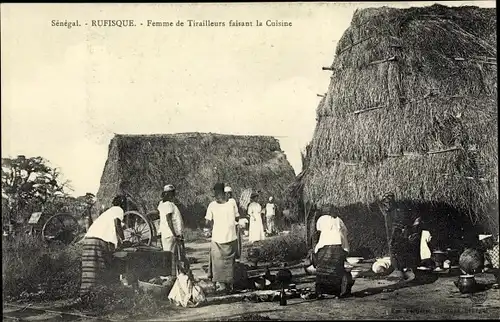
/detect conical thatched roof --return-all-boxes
[95,133,295,227]
[297,4,497,255]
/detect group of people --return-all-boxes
[246,192,278,242]
[78,183,280,296]
[309,193,500,299]
[157,183,279,293]
[380,192,499,287]
[79,187,499,300]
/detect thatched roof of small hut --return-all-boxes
[296,4,497,254]
[95,133,295,227]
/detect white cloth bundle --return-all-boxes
[372,258,392,274]
[168,272,206,307]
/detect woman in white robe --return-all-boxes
[247,193,265,243]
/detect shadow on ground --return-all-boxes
[352,273,439,298]
[216,311,282,321]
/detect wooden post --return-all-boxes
[353,105,384,115]
[369,56,396,65]
[85,206,93,232]
[304,200,309,249]
[322,66,334,71]
[378,203,393,255]
[304,201,315,250]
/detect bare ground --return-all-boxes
[150,237,500,321]
[4,236,499,321]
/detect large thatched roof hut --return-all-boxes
[95,133,295,228]
[296,4,497,256]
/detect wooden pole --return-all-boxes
[427,146,461,155]
[353,105,384,115]
[304,201,315,250]
[369,56,396,65]
[304,200,309,249]
[378,203,393,255]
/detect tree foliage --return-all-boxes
[1,155,94,225]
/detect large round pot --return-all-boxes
[457,275,476,294]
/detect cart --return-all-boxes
[25,200,158,246]
[27,211,85,245]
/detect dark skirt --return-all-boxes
[315,245,353,297]
[80,237,115,294]
[391,230,420,270]
[209,240,238,284]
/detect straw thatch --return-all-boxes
[297,4,498,256]
[95,133,295,228]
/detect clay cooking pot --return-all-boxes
[457,274,476,294]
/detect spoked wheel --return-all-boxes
[42,213,82,245]
[123,211,154,246]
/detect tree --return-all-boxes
[1,155,70,223]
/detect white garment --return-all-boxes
[314,215,349,253]
[228,198,240,218]
[85,206,124,247]
[205,201,238,243]
[420,230,432,260]
[248,202,265,242]
[158,201,184,238]
[265,203,276,217]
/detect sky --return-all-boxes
[1,1,495,196]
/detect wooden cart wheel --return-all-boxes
[123,211,154,246]
[42,213,81,245]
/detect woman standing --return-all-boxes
[313,204,353,298]
[265,196,277,235]
[205,183,239,294]
[224,186,242,259]
[248,192,265,243]
[158,184,184,276]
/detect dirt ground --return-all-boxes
[154,236,500,321]
[4,236,499,321]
